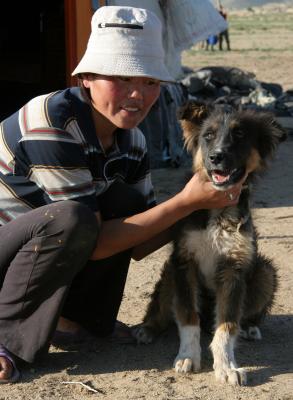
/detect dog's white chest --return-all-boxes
[181,218,240,289]
[182,228,218,288]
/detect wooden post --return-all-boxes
[64,0,93,87]
[64,0,77,86]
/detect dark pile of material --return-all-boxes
[181,66,293,134]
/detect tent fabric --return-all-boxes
[163,0,227,53]
[138,83,188,169]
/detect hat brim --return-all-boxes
[72,52,175,83]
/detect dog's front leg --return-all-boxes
[210,267,247,385]
[173,264,201,373]
[174,317,201,373]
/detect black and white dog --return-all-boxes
[134,101,286,386]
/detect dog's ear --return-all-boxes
[177,100,211,123]
[177,101,211,153]
[256,113,287,160]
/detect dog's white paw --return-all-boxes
[132,325,154,344]
[239,326,262,341]
[174,353,201,373]
[211,327,247,385]
[214,366,247,386]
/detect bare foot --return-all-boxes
[0,356,13,381]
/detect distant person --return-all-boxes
[218,4,231,51]
[206,34,218,51]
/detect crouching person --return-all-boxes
[0,6,244,383]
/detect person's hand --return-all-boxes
[179,173,247,212]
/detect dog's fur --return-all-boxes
[134,101,287,386]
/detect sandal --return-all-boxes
[52,321,136,347]
[51,327,95,349]
[0,345,21,384]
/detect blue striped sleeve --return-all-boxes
[14,134,99,209]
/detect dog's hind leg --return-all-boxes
[210,263,247,385]
[133,260,174,344]
[173,262,201,373]
[240,254,278,340]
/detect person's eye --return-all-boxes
[147,79,160,86]
[118,76,131,82]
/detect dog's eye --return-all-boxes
[204,130,215,141]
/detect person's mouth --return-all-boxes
[122,106,140,112]
[121,102,144,113]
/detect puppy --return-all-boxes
[134,101,286,385]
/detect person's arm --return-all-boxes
[90,173,244,260]
[92,193,184,260]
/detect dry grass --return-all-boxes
[182,8,293,91]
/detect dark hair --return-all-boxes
[77,73,92,103]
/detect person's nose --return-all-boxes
[128,84,144,100]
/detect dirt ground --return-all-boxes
[182,5,293,91]
[2,6,293,400]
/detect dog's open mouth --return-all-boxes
[210,167,246,188]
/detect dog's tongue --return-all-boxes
[212,171,230,183]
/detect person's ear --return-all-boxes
[80,73,92,88]
[83,81,90,88]
[82,77,90,88]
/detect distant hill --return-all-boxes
[215,0,293,10]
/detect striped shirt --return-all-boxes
[0,87,155,225]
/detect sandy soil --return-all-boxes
[2,7,293,400]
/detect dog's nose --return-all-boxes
[209,151,224,164]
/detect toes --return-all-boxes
[0,356,13,381]
[174,355,200,373]
[174,357,193,373]
[215,367,247,386]
[227,368,247,385]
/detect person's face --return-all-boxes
[82,74,161,130]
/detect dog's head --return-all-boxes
[178,101,287,190]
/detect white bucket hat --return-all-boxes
[72,6,174,82]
